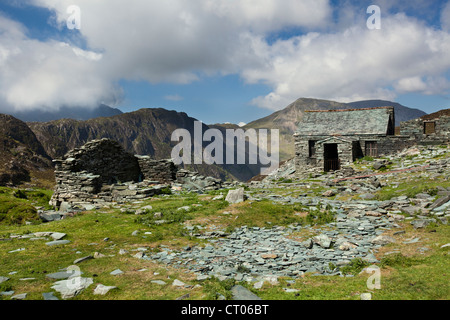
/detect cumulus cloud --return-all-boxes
[2,0,332,111]
[1,1,450,113]
[0,14,121,112]
[245,14,450,109]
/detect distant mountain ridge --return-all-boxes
[28,108,262,182]
[8,104,123,122]
[0,97,431,185]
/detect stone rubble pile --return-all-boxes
[142,209,397,280]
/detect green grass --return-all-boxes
[374,175,450,201]
[0,183,449,300]
[0,187,53,225]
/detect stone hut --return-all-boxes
[294,107,416,172]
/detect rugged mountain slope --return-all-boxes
[28,108,261,181]
[9,104,123,122]
[0,114,53,186]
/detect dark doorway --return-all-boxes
[308,140,316,157]
[352,141,364,161]
[324,143,340,172]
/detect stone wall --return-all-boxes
[136,156,177,183]
[53,139,141,185]
[294,134,418,172]
[400,115,450,144]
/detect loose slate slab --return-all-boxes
[33,232,53,237]
[172,279,186,287]
[51,277,93,299]
[231,285,262,300]
[51,232,67,240]
[110,269,124,276]
[42,292,59,300]
[0,277,9,285]
[46,240,71,246]
[93,284,117,295]
[371,235,396,245]
[74,256,93,264]
[11,293,27,300]
[46,271,84,280]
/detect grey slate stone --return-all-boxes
[110,269,124,276]
[51,277,93,299]
[46,271,83,280]
[428,195,450,211]
[411,219,433,229]
[93,284,117,295]
[46,240,71,246]
[231,285,262,300]
[42,292,59,300]
[225,188,245,204]
[74,255,93,264]
[0,276,9,284]
[313,234,332,248]
[51,232,67,240]
[40,212,62,222]
[11,293,27,300]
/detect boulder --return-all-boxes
[313,234,332,248]
[225,188,245,204]
[411,219,433,229]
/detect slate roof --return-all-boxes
[296,107,394,136]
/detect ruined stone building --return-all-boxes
[400,109,450,143]
[294,107,449,172]
[50,138,226,209]
[50,139,177,208]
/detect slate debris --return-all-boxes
[143,207,399,279]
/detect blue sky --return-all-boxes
[1,0,450,124]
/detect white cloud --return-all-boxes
[0,14,120,112]
[1,1,450,113]
[245,14,450,110]
[395,76,427,93]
